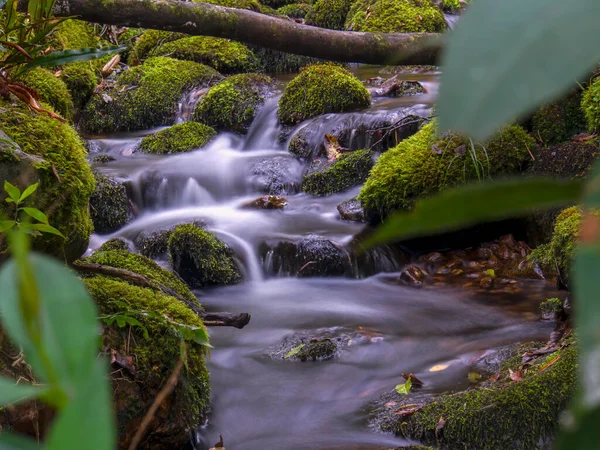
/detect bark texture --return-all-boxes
[53,0,441,64]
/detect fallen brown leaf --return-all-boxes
[394,404,421,417]
[571,132,598,142]
[538,355,560,373]
[508,368,523,382]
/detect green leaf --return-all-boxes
[0,376,46,406]
[46,358,116,450]
[25,223,64,238]
[0,220,16,233]
[18,183,39,203]
[191,326,210,347]
[4,181,21,203]
[21,207,49,225]
[0,253,101,400]
[19,46,127,74]
[0,433,41,450]
[485,269,495,278]
[115,316,126,327]
[363,178,581,247]
[285,344,305,359]
[438,0,600,140]
[395,378,412,395]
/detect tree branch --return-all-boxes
[52,0,442,65]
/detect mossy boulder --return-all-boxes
[128,30,188,65]
[168,224,242,288]
[84,275,208,448]
[529,207,581,287]
[138,122,217,154]
[80,57,222,133]
[196,0,272,12]
[251,46,321,74]
[97,238,131,252]
[150,36,258,74]
[50,19,99,50]
[532,90,587,145]
[0,99,95,262]
[278,63,371,125]
[18,68,75,120]
[582,76,600,132]
[193,73,275,133]
[375,344,577,449]
[345,0,446,32]
[89,172,134,233]
[358,121,535,219]
[529,139,600,181]
[277,3,312,18]
[60,61,101,110]
[302,149,374,195]
[305,0,353,29]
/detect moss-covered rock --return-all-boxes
[193,73,275,133]
[305,0,352,29]
[252,46,322,74]
[302,150,374,195]
[277,3,312,18]
[582,76,600,132]
[128,30,188,65]
[0,98,95,262]
[97,238,131,252]
[138,122,216,154]
[168,224,242,288]
[84,275,208,448]
[278,63,371,125]
[358,121,535,219]
[262,0,299,9]
[529,207,581,287]
[345,0,446,32]
[196,0,272,12]
[532,90,587,145]
[89,172,134,233]
[376,344,577,449]
[80,57,222,133]
[87,249,199,306]
[50,19,98,50]
[60,61,100,110]
[150,36,258,74]
[18,68,75,120]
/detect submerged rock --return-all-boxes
[90,172,134,233]
[193,73,275,133]
[138,122,216,154]
[337,197,366,222]
[302,149,374,196]
[168,224,242,288]
[345,0,446,32]
[278,63,371,125]
[80,57,222,133]
[241,195,288,209]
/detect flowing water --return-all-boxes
[86,68,560,449]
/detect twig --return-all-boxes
[128,357,184,450]
[368,116,430,150]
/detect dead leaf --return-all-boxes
[454,144,467,156]
[429,363,450,372]
[110,349,136,375]
[430,144,443,154]
[324,134,342,161]
[435,416,446,439]
[210,434,224,449]
[571,132,598,142]
[538,355,560,373]
[394,404,421,417]
[401,373,424,387]
[508,368,523,382]
[384,401,398,408]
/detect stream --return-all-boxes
[86,68,561,449]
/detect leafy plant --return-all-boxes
[0,181,64,237]
[0,0,124,121]
[395,377,412,395]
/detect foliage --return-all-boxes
[150,36,258,74]
[345,0,446,33]
[305,0,352,30]
[139,122,217,154]
[581,77,600,133]
[1,181,63,237]
[395,378,412,395]
[278,63,371,124]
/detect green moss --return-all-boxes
[302,150,374,195]
[0,98,95,261]
[128,30,187,65]
[98,238,130,252]
[138,122,216,154]
[529,206,581,284]
[441,0,460,11]
[87,249,199,306]
[540,297,563,318]
[80,57,222,133]
[278,63,371,125]
[89,172,132,233]
[277,3,311,18]
[582,76,600,132]
[358,120,535,218]
[388,345,577,449]
[168,224,242,288]
[262,0,301,8]
[60,61,100,110]
[305,0,352,29]
[532,90,587,145]
[18,68,74,120]
[193,73,274,133]
[345,0,446,32]
[295,339,338,361]
[150,36,258,74]
[85,276,209,430]
[50,19,98,50]
[251,46,321,74]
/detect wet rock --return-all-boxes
[540,297,564,321]
[168,224,242,288]
[91,154,116,163]
[241,195,287,210]
[134,220,207,259]
[90,172,134,234]
[337,197,366,222]
[250,46,321,74]
[302,150,374,196]
[374,76,425,97]
[248,156,301,195]
[398,265,426,287]
[264,235,350,277]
